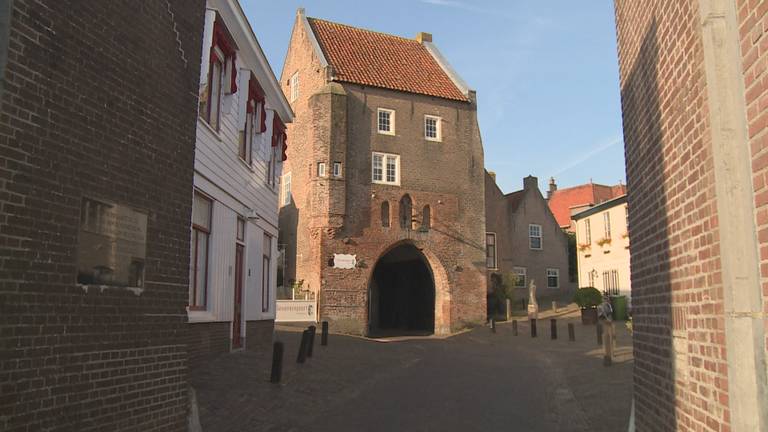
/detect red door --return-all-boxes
[233,244,245,349]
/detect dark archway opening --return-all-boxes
[368,244,435,336]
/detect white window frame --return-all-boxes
[290,72,299,102]
[372,152,400,185]
[317,162,326,177]
[529,224,542,250]
[546,268,560,289]
[604,212,612,239]
[485,232,497,269]
[333,162,342,177]
[513,267,527,288]
[585,218,591,244]
[377,108,395,135]
[424,115,442,142]
[281,172,291,206]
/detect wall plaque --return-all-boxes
[77,197,147,288]
[333,254,356,269]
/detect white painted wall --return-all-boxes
[187,0,291,329]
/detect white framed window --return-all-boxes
[262,234,272,312]
[372,152,400,185]
[281,172,291,206]
[190,192,213,309]
[425,115,441,141]
[546,268,560,288]
[529,224,542,250]
[513,267,527,288]
[604,212,612,239]
[585,219,591,244]
[588,271,596,287]
[317,162,326,177]
[377,108,395,135]
[267,145,278,188]
[290,72,299,102]
[485,233,497,269]
[333,162,342,177]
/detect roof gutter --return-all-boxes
[422,41,472,99]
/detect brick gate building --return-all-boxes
[278,9,486,335]
[0,1,203,430]
[615,0,768,430]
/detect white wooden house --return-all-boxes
[188,0,293,357]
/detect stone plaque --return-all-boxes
[77,197,147,288]
[333,254,356,269]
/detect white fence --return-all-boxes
[276,300,318,323]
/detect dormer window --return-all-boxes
[200,17,238,131]
[378,108,395,135]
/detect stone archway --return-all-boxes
[368,242,437,336]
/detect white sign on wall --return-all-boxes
[333,254,357,269]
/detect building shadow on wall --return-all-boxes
[620,18,677,429]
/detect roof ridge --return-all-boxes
[306,16,418,43]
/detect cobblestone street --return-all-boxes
[190,312,633,432]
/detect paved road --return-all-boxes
[190,314,633,432]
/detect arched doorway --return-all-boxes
[368,243,435,336]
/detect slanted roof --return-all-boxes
[505,190,526,213]
[572,194,628,220]
[306,17,469,102]
[547,182,626,229]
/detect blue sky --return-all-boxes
[244,1,625,194]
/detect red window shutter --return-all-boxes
[212,19,238,93]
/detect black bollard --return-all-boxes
[296,330,309,364]
[270,341,284,383]
[550,319,557,340]
[531,319,537,338]
[321,321,329,346]
[512,320,518,336]
[568,323,575,342]
[307,325,316,358]
[490,317,496,333]
[597,323,603,345]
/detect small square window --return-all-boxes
[378,109,395,135]
[546,268,559,288]
[236,217,245,242]
[317,162,326,177]
[333,162,342,177]
[372,152,399,185]
[425,115,441,141]
[513,267,527,288]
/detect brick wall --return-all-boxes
[737,0,768,371]
[616,0,768,430]
[615,1,728,430]
[0,1,203,430]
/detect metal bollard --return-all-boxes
[531,319,537,338]
[597,323,603,345]
[603,321,614,367]
[568,323,575,342]
[307,325,316,358]
[550,319,557,340]
[552,301,557,313]
[506,299,512,321]
[296,330,309,364]
[490,317,496,333]
[512,320,518,336]
[321,321,329,346]
[270,341,284,383]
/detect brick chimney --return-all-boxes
[523,175,538,191]
[416,32,432,43]
[547,177,557,199]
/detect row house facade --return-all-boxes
[485,173,575,313]
[546,178,626,232]
[571,195,631,299]
[188,0,293,359]
[278,10,486,335]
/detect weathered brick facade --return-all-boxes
[0,1,204,431]
[279,11,486,335]
[615,0,768,430]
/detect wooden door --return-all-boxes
[233,244,245,349]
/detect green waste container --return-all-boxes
[610,295,628,321]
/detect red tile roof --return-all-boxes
[547,183,626,230]
[307,18,469,102]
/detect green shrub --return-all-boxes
[573,287,602,308]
